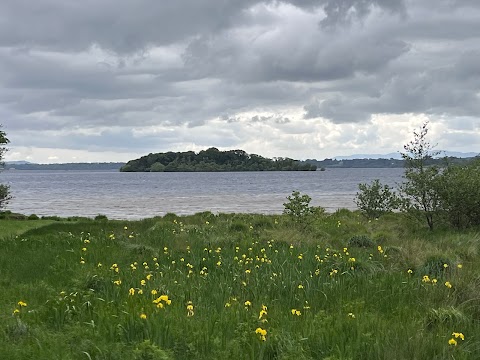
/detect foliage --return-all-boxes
[347,234,375,248]
[283,191,324,225]
[435,158,480,229]
[120,148,317,172]
[0,125,11,209]
[399,122,443,230]
[355,179,401,219]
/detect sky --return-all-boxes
[1,0,480,164]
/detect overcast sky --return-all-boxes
[1,0,480,163]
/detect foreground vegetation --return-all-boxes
[1,210,479,359]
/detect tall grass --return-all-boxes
[1,212,479,359]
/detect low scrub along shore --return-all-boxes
[1,210,479,359]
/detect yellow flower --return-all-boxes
[225,302,231,308]
[259,309,267,319]
[448,338,457,346]
[432,279,438,285]
[151,289,158,295]
[129,288,135,296]
[186,302,194,317]
[348,257,356,263]
[298,284,304,289]
[140,313,147,320]
[422,275,431,283]
[443,263,449,268]
[407,269,413,274]
[244,300,252,307]
[445,281,452,289]
[457,264,463,269]
[138,289,143,295]
[348,312,355,319]
[13,309,20,315]
[245,269,251,274]
[146,274,153,280]
[298,254,303,260]
[18,301,27,307]
[452,332,465,341]
[255,327,267,341]
[140,279,146,286]
[291,309,301,316]
[113,280,122,286]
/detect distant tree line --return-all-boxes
[120,148,317,172]
[5,163,125,171]
[304,156,477,168]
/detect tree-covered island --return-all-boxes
[120,148,317,172]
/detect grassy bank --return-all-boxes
[1,211,479,359]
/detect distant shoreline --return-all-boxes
[4,155,478,171]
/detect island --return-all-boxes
[120,148,317,172]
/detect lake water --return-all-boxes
[1,169,405,220]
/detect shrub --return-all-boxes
[133,340,173,360]
[420,256,453,278]
[283,191,324,225]
[94,214,108,221]
[435,158,480,229]
[355,179,401,219]
[347,234,375,248]
[28,214,40,220]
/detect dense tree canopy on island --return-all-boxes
[120,148,317,172]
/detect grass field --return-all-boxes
[1,211,479,359]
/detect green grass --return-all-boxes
[0,219,56,239]
[1,211,479,359]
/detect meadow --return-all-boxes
[0,210,479,359]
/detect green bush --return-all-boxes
[94,214,108,221]
[420,256,453,278]
[436,158,480,229]
[355,179,400,219]
[283,191,324,225]
[347,235,375,248]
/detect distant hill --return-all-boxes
[4,162,125,171]
[333,151,478,160]
[120,148,317,172]
[304,156,479,169]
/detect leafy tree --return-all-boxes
[355,179,401,219]
[0,125,11,209]
[436,157,480,229]
[149,162,166,172]
[399,122,442,230]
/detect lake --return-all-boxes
[1,168,405,219]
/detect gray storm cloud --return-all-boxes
[0,0,479,158]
